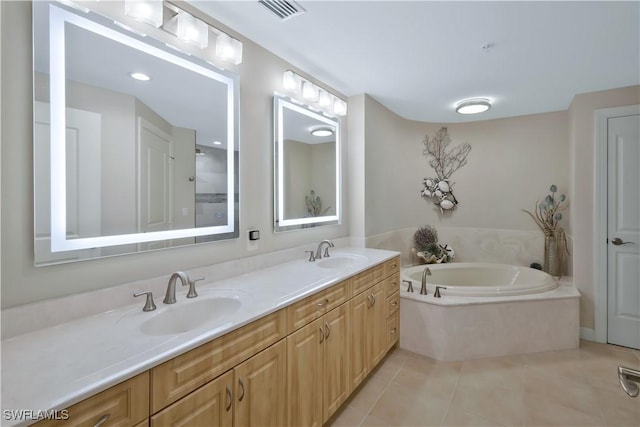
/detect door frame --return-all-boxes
[593,104,640,343]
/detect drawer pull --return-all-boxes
[238,378,245,402]
[319,327,325,344]
[391,301,398,306]
[225,385,233,411]
[324,322,331,339]
[317,298,330,307]
[94,414,110,427]
[391,328,397,334]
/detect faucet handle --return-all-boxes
[434,286,447,298]
[186,277,204,298]
[305,250,316,262]
[402,279,414,293]
[323,246,331,258]
[133,291,157,311]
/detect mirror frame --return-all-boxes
[273,94,341,231]
[38,3,239,254]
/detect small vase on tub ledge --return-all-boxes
[523,184,570,277]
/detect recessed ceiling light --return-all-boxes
[311,127,334,137]
[130,72,151,81]
[455,98,491,114]
[213,141,222,145]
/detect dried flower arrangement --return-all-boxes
[412,225,454,264]
[522,184,570,276]
[305,189,331,217]
[421,127,471,213]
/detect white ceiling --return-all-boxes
[190,1,640,123]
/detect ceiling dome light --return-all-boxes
[310,127,334,137]
[456,98,491,114]
[130,72,151,81]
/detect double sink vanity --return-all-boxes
[2,247,400,427]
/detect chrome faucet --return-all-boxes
[163,271,190,304]
[315,240,334,259]
[420,267,431,295]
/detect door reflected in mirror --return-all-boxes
[274,95,341,232]
[33,2,239,265]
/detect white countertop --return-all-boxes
[1,247,399,427]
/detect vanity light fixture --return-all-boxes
[302,81,319,102]
[282,70,347,117]
[125,0,163,28]
[124,1,243,64]
[310,126,334,137]
[455,98,491,114]
[282,70,298,91]
[165,9,209,49]
[215,33,243,65]
[130,72,151,81]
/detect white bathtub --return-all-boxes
[401,262,557,297]
[399,263,580,361]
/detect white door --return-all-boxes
[34,101,102,264]
[607,114,640,349]
[137,117,174,250]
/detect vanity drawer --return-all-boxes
[151,309,286,413]
[287,280,349,333]
[351,264,385,297]
[386,291,399,317]
[383,273,400,298]
[35,372,149,427]
[386,311,399,351]
[384,257,400,277]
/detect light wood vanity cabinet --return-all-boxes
[35,372,149,427]
[287,302,350,427]
[38,256,399,427]
[349,258,400,391]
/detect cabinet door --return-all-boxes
[349,291,369,390]
[367,282,387,368]
[286,319,323,427]
[150,371,233,427]
[323,304,351,423]
[234,340,287,427]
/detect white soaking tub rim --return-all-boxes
[400,262,558,297]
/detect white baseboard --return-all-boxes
[580,327,596,342]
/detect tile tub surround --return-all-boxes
[366,226,574,276]
[327,341,640,427]
[399,279,580,361]
[0,246,399,426]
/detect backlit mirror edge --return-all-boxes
[273,94,342,233]
[34,1,241,264]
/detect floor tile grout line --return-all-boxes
[357,352,407,427]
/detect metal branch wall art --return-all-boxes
[421,127,471,213]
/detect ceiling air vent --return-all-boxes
[258,0,306,21]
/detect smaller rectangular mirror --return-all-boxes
[274,95,341,232]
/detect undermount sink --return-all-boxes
[140,293,243,336]
[316,254,368,269]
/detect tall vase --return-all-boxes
[544,234,560,276]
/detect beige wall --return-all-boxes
[363,95,570,236]
[568,85,640,330]
[0,1,348,308]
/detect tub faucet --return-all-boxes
[315,240,334,259]
[434,285,447,298]
[163,271,190,304]
[421,267,431,295]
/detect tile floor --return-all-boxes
[327,341,640,427]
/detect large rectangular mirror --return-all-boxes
[33,2,239,265]
[274,95,341,232]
